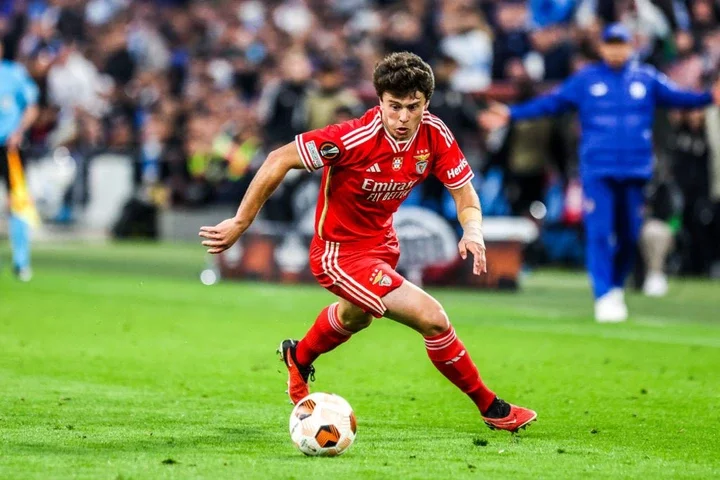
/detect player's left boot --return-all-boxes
[482,398,537,433]
[278,339,316,405]
[13,265,33,282]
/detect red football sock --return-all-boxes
[424,326,496,414]
[295,303,352,367]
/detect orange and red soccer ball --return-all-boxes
[289,392,357,456]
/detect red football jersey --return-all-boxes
[295,106,474,245]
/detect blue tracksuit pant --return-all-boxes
[583,177,646,299]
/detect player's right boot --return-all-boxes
[482,398,537,433]
[278,339,316,405]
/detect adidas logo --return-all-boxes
[444,350,466,365]
[366,163,381,173]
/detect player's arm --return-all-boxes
[7,104,39,150]
[653,70,717,108]
[479,74,580,130]
[507,77,578,120]
[199,142,304,254]
[8,66,39,150]
[448,183,486,275]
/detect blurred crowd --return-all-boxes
[2,0,720,274]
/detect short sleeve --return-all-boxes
[295,124,347,172]
[428,118,474,189]
[295,108,380,172]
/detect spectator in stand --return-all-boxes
[257,50,312,148]
[438,0,494,92]
[689,0,718,42]
[525,25,574,81]
[668,109,713,275]
[47,40,111,120]
[382,7,436,62]
[665,31,705,90]
[491,0,531,80]
[306,60,363,131]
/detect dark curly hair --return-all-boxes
[372,52,435,102]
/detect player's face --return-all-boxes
[599,42,633,68]
[379,92,428,141]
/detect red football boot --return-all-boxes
[482,398,537,433]
[278,339,316,405]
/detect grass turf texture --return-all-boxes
[1,242,719,479]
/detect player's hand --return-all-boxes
[199,217,247,254]
[7,130,23,150]
[458,238,487,275]
[478,102,510,131]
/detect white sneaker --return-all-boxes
[609,287,625,302]
[595,290,628,323]
[643,272,668,297]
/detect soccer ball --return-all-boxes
[289,392,357,456]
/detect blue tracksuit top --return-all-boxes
[509,61,713,179]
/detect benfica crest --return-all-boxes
[392,157,403,171]
[414,153,430,174]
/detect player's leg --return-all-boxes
[279,299,370,404]
[583,176,615,299]
[382,281,537,432]
[612,179,646,292]
[9,214,32,280]
[2,147,33,281]
[281,300,375,404]
[295,298,372,367]
[280,240,377,404]
[583,176,624,322]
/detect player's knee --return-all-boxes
[337,307,373,332]
[420,307,450,336]
[339,315,372,332]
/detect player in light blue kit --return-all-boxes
[482,24,720,322]
[0,41,40,281]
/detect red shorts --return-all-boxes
[309,236,405,318]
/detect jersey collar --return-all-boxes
[382,124,420,153]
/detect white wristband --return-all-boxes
[461,219,485,248]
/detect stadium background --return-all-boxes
[1,0,719,281]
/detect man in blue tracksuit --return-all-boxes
[481,24,720,322]
[0,41,39,281]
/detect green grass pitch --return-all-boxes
[1,242,719,479]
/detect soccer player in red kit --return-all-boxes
[199,52,537,432]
